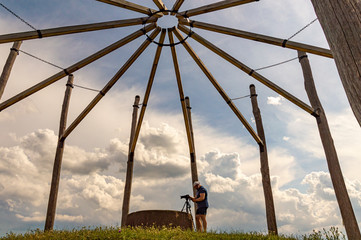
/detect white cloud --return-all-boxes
[267,96,284,105]
[0,122,360,236]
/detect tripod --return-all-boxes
[181,197,192,215]
[181,197,196,231]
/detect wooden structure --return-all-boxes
[250,85,277,235]
[0,41,22,100]
[310,1,361,127]
[121,96,140,227]
[298,51,361,239]
[0,0,358,238]
[45,75,74,231]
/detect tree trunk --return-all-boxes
[298,51,360,240]
[310,0,361,126]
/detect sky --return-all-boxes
[0,0,361,237]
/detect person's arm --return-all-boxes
[191,193,205,202]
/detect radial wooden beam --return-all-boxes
[170,0,185,15]
[179,19,333,58]
[177,0,258,18]
[96,0,163,17]
[169,29,199,214]
[0,23,157,112]
[0,17,157,44]
[129,29,166,153]
[61,27,161,140]
[153,0,168,13]
[178,24,316,115]
[168,29,194,155]
[173,27,263,146]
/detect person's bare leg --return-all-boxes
[200,215,207,232]
[195,215,202,232]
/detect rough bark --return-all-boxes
[298,51,360,240]
[310,0,361,126]
[250,85,278,235]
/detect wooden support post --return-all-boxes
[0,17,157,44]
[177,25,316,115]
[96,0,163,17]
[121,95,140,227]
[0,24,156,112]
[310,1,361,126]
[185,97,199,206]
[173,27,263,147]
[178,19,333,58]
[250,84,278,235]
[44,74,74,231]
[171,0,185,15]
[62,27,161,141]
[129,29,166,153]
[298,51,361,240]
[0,41,22,100]
[168,29,199,212]
[177,0,258,18]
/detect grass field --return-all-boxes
[0,226,346,240]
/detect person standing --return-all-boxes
[190,181,208,232]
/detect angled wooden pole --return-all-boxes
[298,50,361,240]
[62,27,161,141]
[129,29,166,153]
[168,29,194,157]
[170,0,185,15]
[96,0,163,17]
[178,19,333,58]
[310,0,361,126]
[250,84,278,236]
[178,25,316,115]
[44,74,74,231]
[177,0,258,18]
[0,41,22,100]
[0,17,157,44]
[121,95,140,227]
[185,96,199,207]
[173,27,263,147]
[153,0,168,13]
[0,23,157,112]
[168,30,198,206]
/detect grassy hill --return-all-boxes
[0,226,345,240]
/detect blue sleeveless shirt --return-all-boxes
[196,186,209,208]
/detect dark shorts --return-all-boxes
[196,207,208,215]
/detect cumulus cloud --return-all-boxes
[1,121,361,236]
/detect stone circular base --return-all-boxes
[126,210,193,230]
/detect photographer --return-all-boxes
[190,181,208,232]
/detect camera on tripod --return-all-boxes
[180,194,190,200]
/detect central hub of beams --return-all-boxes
[157,14,179,29]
